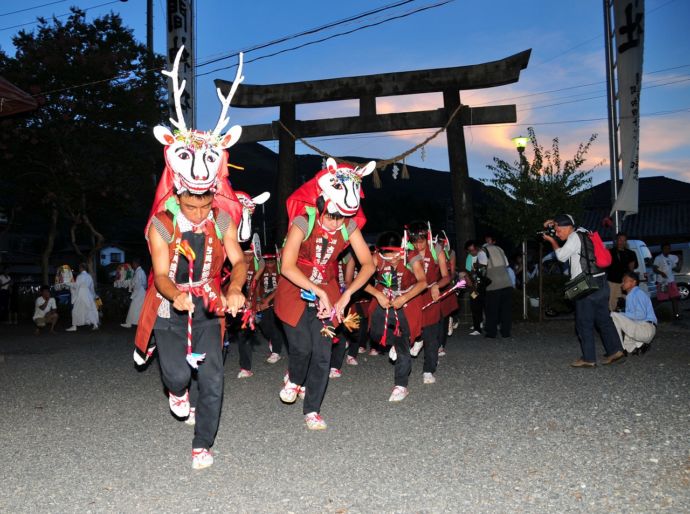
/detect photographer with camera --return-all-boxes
[542,214,625,367]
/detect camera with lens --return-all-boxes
[536,223,557,238]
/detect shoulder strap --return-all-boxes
[303,206,317,240]
[577,231,593,274]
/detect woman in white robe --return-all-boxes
[122,261,147,328]
[67,264,99,331]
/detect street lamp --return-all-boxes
[512,135,529,320]
[512,135,528,153]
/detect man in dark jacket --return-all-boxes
[606,232,638,311]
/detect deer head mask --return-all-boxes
[153,45,244,195]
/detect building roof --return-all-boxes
[581,176,690,243]
[0,76,38,117]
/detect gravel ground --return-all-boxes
[0,318,688,513]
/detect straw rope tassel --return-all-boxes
[372,167,382,189]
[401,159,410,180]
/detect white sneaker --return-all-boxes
[169,390,190,417]
[305,412,327,430]
[358,346,367,354]
[266,352,281,364]
[120,323,132,328]
[388,385,409,402]
[185,407,196,426]
[345,355,358,366]
[389,345,397,362]
[280,381,299,404]
[469,330,481,336]
[91,324,99,331]
[192,448,213,470]
[410,340,423,357]
[423,372,436,385]
[329,368,342,378]
[237,369,254,379]
[368,348,380,356]
[438,347,447,357]
[66,326,77,332]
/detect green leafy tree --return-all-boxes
[484,127,599,243]
[0,9,166,282]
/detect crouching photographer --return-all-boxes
[542,214,624,367]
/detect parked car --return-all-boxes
[647,243,690,301]
[603,239,654,297]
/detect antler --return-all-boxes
[161,46,188,133]
[212,52,244,137]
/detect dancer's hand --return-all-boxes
[375,291,390,308]
[172,292,194,313]
[315,289,333,319]
[332,291,351,322]
[430,284,440,301]
[392,295,407,310]
[224,286,245,317]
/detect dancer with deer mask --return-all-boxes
[133,47,247,469]
[274,158,376,430]
[364,231,427,401]
[407,221,450,384]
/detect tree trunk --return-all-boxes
[41,205,59,285]
[82,213,104,278]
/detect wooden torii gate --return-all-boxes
[216,49,531,250]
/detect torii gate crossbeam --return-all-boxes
[215,49,531,249]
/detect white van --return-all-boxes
[604,239,654,296]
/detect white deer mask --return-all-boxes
[235,191,270,243]
[153,45,244,195]
[316,158,375,216]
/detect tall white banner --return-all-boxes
[611,0,644,216]
[166,0,194,127]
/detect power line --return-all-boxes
[0,0,68,18]
[196,0,418,69]
[25,0,452,97]
[0,0,122,31]
[195,0,455,78]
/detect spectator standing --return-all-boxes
[542,214,625,367]
[66,263,99,331]
[607,232,638,311]
[121,258,147,328]
[479,236,513,338]
[611,272,657,355]
[33,285,58,334]
[653,242,681,320]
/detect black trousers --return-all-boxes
[329,303,369,369]
[282,308,333,415]
[370,305,412,387]
[574,277,623,362]
[226,315,255,371]
[236,329,254,370]
[154,321,224,450]
[258,306,287,355]
[484,287,513,338]
[421,321,441,373]
[470,291,484,332]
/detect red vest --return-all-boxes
[418,247,442,326]
[274,224,350,327]
[134,210,227,353]
[368,256,423,341]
